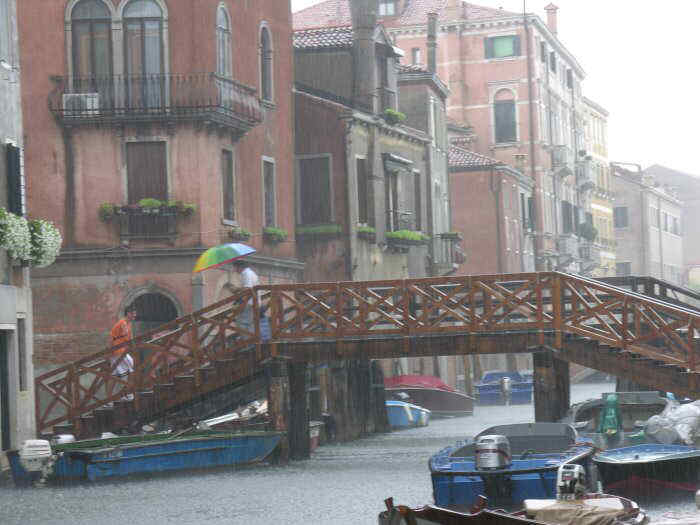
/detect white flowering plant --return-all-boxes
[0,207,31,261]
[28,218,62,268]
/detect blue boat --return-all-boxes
[594,443,700,495]
[430,423,595,509]
[385,400,431,429]
[7,430,282,485]
[474,371,533,405]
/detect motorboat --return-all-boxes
[385,375,474,417]
[561,391,671,449]
[474,371,533,405]
[385,399,431,429]
[594,443,700,495]
[7,429,282,486]
[429,423,595,508]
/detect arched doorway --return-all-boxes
[130,292,178,336]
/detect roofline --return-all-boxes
[583,96,609,117]
[398,70,450,99]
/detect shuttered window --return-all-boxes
[613,206,629,228]
[485,35,520,59]
[414,170,421,231]
[356,158,369,225]
[126,142,167,203]
[494,100,516,143]
[263,159,276,227]
[222,150,234,221]
[561,200,574,234]
[6,144,24,216]
[298,156,331,225]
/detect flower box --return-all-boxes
[263,226,288,244]
[386,230,430,252]
[229,227,252,242]
[296,224,342,241]
[439,232,463,242]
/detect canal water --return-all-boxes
[1,382,696,524]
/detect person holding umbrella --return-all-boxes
[232,260,259,334]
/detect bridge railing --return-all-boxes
[35,272,700,435]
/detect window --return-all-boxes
[649,206,659,228]
[72,0,112,94]
[356,158,369,225]
[561,200,574,234]
[385,170,399,231]
[263,159,276,227]
[411,47,421,65]
[298,156,331,225]
[124,0,164,108]
[613,206,628,228]
[485,35,520,59]
[414,171,422,231]
[566,69,573,90]
[260,26,273,101]
[549,51,557,73]
[6,144,24,216]
[126,141,167,203]
[379,0,396,16]
[0,0,9,64]
[539,41,547,63]
[222,150,235,221]
[494,89,516,143]
[17,318,26,392]
[662,212,669,232]
[672,216,680,235]
[616,262,631,276]
[216,5,232,78]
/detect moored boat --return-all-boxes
[429,423,595,509]
[7,430,282,486]
[561,391,671,449]
[385,375,474,417]
[385,399,431,429]
[594,443,700,495]
[474,371,533,405]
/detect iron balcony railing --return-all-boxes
[50,73,263,131]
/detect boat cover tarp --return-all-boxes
[532,502,625,525]
[384,375,457,392]
[645,400,700,445]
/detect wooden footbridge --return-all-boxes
[36,271,700,437]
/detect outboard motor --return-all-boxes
[475,435,511,470]
[557,464,586,500]
[17,440,52,475]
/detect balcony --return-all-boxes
[118,208,177,242]
[556,233,578,268]
[576,158,595,191]
[550,145,574,178]
[579,242,601,273]
[432,234,465,275]
[49,73,263,138]
[378,86,397,112]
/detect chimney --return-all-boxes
[544,3,558,36]
[427,12,438,73]
[350,0,378,111]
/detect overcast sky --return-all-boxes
[291,0,700,176]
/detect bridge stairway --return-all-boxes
[35,272,700,437]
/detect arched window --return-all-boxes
[260,26,273,101]
[124,0,163,107]
[216,5,232,78]
[494,89,516,144]
[71,0,112,86]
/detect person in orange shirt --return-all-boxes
[110,305,137,400]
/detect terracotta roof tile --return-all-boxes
[448,145,502,170]
[293,25,354,49]
[293,0,517,31]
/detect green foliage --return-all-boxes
[296,223,342,236]
[357,225,376,234]
[98,203,115,221]
[383,108,407,125]
[263,226,288,243]
[229,226,251,241]
[386,229,430,242]
[578,222,598,242]
[138,198,164,209]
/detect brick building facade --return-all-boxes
[18,0,303,375]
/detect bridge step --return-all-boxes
[154,383,177,407]
[174,375,195,403]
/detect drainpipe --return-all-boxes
[657,192,664,279]
[523,7,542,270]
[491,167,504,273]
[62,128,75,247]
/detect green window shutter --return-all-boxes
[513,35,521,56]
[6,144,23,216]
[484,37,494,59]
[494,100,516,143]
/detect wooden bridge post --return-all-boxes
[533,350,570,422]
[288,361,310,460]
[266,357,290,464]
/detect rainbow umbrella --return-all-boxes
[192,243,256,273]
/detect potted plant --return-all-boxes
[263,226,288,244]
[383,108,406,126]
[138,198,164,214]
[28,218,62,268]
[0,207,31,262]
[99,203,116,222]
[229,226,252,242]
[357,225,376,243]
[385,229,430,251]
[296,223,342,240]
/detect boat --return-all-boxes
[474,371,533,405]
[384,375,474,417]
[561,391,671,449]
[429,423,595,509]
[594,443,700,495]
[7,429,282,486]
[385,399,431,429]
[379,492,646,525]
